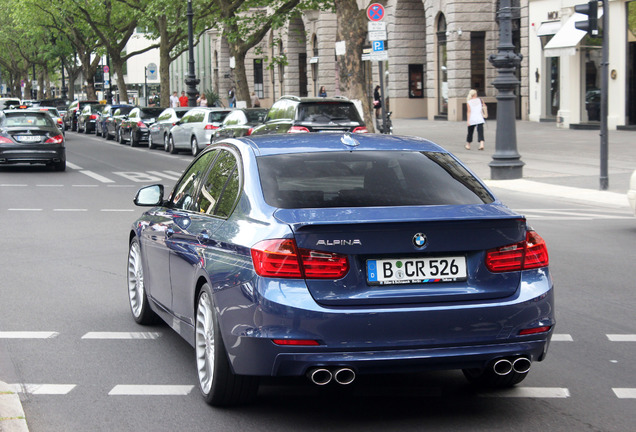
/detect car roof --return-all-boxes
[227,133,445,157]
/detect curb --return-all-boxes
[0,382,28,432]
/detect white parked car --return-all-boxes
[628,170,636,216]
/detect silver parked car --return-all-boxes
[148,107,191,150]
[166,107,232,156]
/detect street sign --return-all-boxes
[367,3,385,22]
[372,41,385,52]
[369,30,387,41]
[146,63,158,81]
[103,65,110,73]
[363,51,389,62]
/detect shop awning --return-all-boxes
[537,21,561,37]
[544,10,603,57]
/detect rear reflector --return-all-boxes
[352,126,368,133]
[519,326,552,335]
[486,230,549,273]
[272,339,320,346]
[251,238,349,279]
[288,126,310,133]
[204,124,218,130]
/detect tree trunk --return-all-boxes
[334,0,375,132]
[37,68,45,99]
[110,54,129,103]
[158,16,172,108]
[229,43,251,108]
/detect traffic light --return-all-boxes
[574,1,599,37]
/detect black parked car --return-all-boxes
[0,109,65,171]
[103,105,134,140]
[211,108,268,143]
[250,95,367,135]
[118,107,164,146]
[77,103,104,133]
[63,100,99,131]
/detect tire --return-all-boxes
[462,365,528,389]
[52,160,66,172]
[127,237,158,325]
[118,128,125,144]
[103,126,109,139]
[195,284,259,406]
[130,131,138,147]
[163,134,169,152]
[191,136,199,156]
[168,135,177,154]
[148,134,155,149]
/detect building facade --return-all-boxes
[169,0,530,122]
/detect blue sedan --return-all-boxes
[127,133,554,406]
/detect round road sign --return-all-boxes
[367,3,385,22]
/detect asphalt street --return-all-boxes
[0,119,636,432]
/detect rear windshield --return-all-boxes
[258,151,494,208]
[2,112,56,128]
[208,111,230,122]
[140,108,164,119]
[297,103,361,123]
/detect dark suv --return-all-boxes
[250,95,367,135]
[63,100,99,131]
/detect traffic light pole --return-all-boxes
[599,0,609,190]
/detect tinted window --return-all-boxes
[258,151,494,209]
[207,111,229,123]
[245,109,267,122]
[140,108,163,119]
[196,150,239,217]
[170,151,217,212]
[158,110,173,121]
[297,103,361,123]
[118,106,134,115]
[223,111,242,125]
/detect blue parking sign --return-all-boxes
[372,41,384,52]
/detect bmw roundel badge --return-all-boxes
[413,233,427,248]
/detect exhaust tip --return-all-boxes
[512,357,532,374]
[307,368,332,386]
[493,359,513,376]
[333,368,356,385]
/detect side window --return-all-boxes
[170,151,217,212]
[129,110,138,119]
[158,111,171,121]
[285,101,296,120]
[195,111,206,123]
[181,112,194,124]
[196,150,240,217]
[224,111,239,126]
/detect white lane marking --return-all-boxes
[81,332,162,340]
[551,334,573,341]
[66,162,83,170]
[613,388,636,399]
[7,208,43,212]
[0,331,59,339]
[36,184,64,187]
[79,170,115,183]
[100,209,135,212]
[480,387,570,398]
[108,385,194,396]
[607,334,636,342]
[72,184,99,188]
[11,384,76,395]
[53,209,88,212]
[0,184,28,187]
[147,170,182,180]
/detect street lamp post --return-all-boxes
[185,0,200,107]
[61,57,68,101]
[488,0,524,180]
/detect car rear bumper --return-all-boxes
[217,269,555,377]
[0,148,65,165]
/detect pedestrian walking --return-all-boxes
[319,86,327,97]
[228,86,236,108]
[179,91,188,107]
[170,91,179,107]
[197,93,208,107]
[465,89,486,151]
[373,85,382,119]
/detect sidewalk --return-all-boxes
[0,381,28,432]
[391,118,635,207]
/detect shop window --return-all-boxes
[408,65,424,98]
[254,59,263,99]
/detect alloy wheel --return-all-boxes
[195,291,215,394]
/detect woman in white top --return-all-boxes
[465,89,485,150]
[197,93,208,107]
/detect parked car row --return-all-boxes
[65,95,369,157]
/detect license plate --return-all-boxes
[17,135,42,142]
[367,256,467,285]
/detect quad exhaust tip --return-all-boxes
[307,367,356,386]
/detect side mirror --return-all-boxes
[134,184,164,206]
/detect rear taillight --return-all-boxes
[246,127,254,136]
[251,239,349,279]
[0,136,13,143]
[352,126,368,133]
[519,326,552,335]
[137,121,147,128]
[485,231,549,273]
[89,114,98,120]
[204,124,218,130]
[45,135,64,144]
[288,126,310,133]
